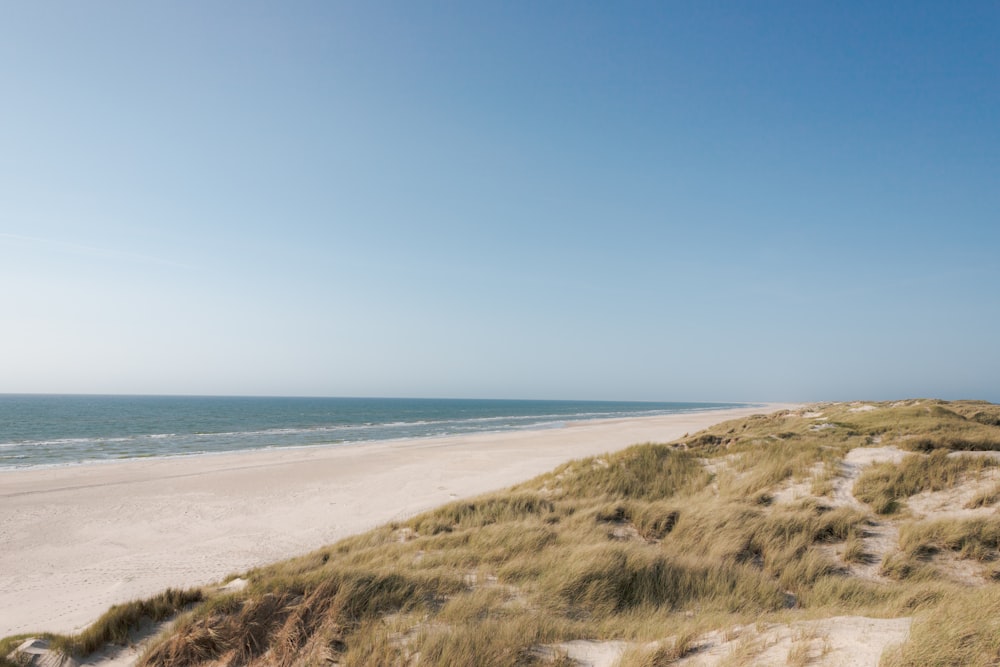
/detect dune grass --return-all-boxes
[880,586,1000,666]
[847,400,1000,452]
[898,516,1000,562]
[8,400,1000,666]
[966,482,1000,509]
[536,444,711,501]
[0,589,201,667]
[853,449,997,514]
[51,588,204,656]
[841,528,868,565]
[616,631,699,666]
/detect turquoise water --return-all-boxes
[0,395,749,469]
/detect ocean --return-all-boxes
[0,395,748,470]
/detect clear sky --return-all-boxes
[1,2,997,402]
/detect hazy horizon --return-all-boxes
[0,391,763,405]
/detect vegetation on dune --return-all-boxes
[7,399,1000,666]
[898,516,1000,563]
[880,586,1000,667]
[55,588,204,656]
[853,449,997,514]
[0,589,201,667]
[966,482,1000,509]
[539,444,711,501]
[846,400,1000,452]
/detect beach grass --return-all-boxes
[50,588,204,656]
[6,399,1000,666]
[880,586,1000,666]
[965,481,1000,509]
[853,449,996,514]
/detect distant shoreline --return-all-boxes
[0,395,756,470]
[0,403,762,474]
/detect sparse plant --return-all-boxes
[617,631,698,666]
[786,638,811,666]
[842,529,868,564]
[966,482,1000,509]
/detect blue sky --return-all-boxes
[1,2,997,402]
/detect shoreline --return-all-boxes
[0,403,763,474]
[0,403,794,638]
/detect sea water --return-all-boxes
[0,395,749,469]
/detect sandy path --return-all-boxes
[677,616,911,666]
[546,616,911,667]
[829,445,905,580]
[0,405,788,637]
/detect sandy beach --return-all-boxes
[0,405,787,638]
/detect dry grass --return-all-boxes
[617,630,699,666]
[45,588,203,657]
[0,589,202,666]
[786,627,829,667]
[847,401,1000,452]
[853,449,996,514]
[965,482,1000,509]
[9,400,1000,666]
[810,462,838,497]
[878,552,936,582]
[720,439,846,499]
[880,586,1000,666]
[412,615,564,667]
[841,528,868,564]
[898,516,1000,562]
[537,444,711,501]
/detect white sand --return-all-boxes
[543,616,911,667]
[0,404,789,637]
[675,616,912,666]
